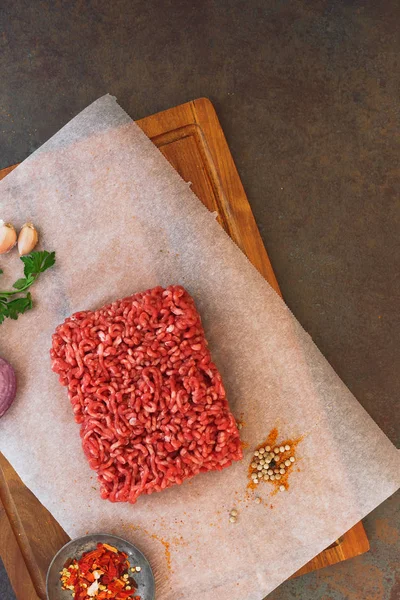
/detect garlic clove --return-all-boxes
[0,220,17,254]
[17,223,39,256]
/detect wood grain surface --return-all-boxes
[0,98,369,600]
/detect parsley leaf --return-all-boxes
[0,251,56,324]
[21,250,56,277]
[13,276,34,290]
[5,293,33,320]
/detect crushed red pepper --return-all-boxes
[60,543,140,599]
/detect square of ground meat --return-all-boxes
[51,285,242,503]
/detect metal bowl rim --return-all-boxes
[46,532,155,599]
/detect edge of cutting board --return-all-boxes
[0,97,369,599]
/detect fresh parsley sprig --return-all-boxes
[0,251,56,324]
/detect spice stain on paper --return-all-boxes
[247,427,303,494]
[125,523,174,573]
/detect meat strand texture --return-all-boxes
[51,285,242,503]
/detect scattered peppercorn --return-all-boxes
[249,436,298,493]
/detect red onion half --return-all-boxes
[0,356,17,418]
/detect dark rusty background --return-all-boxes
[0,1,399,598]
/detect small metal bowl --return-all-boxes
[46,533,155,600]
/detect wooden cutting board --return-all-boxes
[0,98,369,600]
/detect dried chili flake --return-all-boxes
[60,543,140,599]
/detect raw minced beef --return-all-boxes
[51,285,242,503]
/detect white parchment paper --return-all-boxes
[0,95,399,600]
